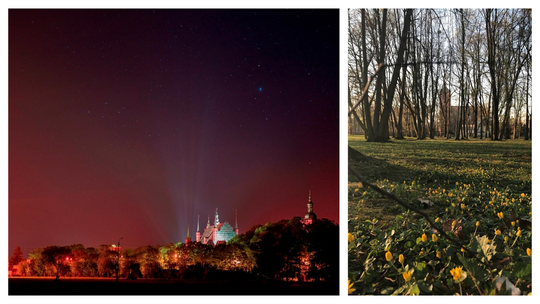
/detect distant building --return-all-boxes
[195,209,239,246]
[109,244,121,252]
[303,191,317,225]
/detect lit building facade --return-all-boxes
[195,208,239,246]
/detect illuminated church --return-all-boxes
[187,209,239,246]
[185,192,316,245]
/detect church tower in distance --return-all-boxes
[303,191,317,225]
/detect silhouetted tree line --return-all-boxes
[10,217,338,282]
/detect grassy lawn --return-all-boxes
[348,136,532,295]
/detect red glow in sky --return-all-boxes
[9,9,339,254]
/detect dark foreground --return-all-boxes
[9,277,338,295]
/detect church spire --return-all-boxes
[307,190,313,213]
[206,215,210,228]
[304,190,316,224]
[214,208,220,226]
[196,214,201,242]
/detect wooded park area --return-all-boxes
[348,8,532,295]
[348,9,531,141]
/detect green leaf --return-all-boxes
[408,283,420,295]
[457,253,487,283]
[362,285,375,294]
[513,263,531,280]
[404,241,415,249]
[445,244,457,257]
[417,281,433,294]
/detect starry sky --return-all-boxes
[9,9,339,254]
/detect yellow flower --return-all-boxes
[348,279,356,294]
[403,270,412,282]
[436,251,442,259]
[497,212,504,219]
[348,233,354,243]
[448,193,453,197]
[421,233,427,242]
[526,248,531,256]
[461,203,465,209]
[385,251,393,262]
[494,229,501,235]
[516,228,522,237]
[521,193,525,198]
[461,247,465,252]
[398,254,404,264]
[432,234,438,242]
[504,237,508,242]
[476,221,479,227]
[435,217,439,223]
[511,221,515,226]
[450,266,463,280]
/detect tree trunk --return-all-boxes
[486,9,501,140]
[372,9,413,142]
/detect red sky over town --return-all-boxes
[9,9,339,254]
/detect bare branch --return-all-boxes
[348,63,384,117]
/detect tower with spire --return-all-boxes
[196,214,201,242]
[303,191,317,225]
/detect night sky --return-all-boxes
[9,9,339,254]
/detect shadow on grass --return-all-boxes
[348,145,424,184]
[348,139,531,192]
